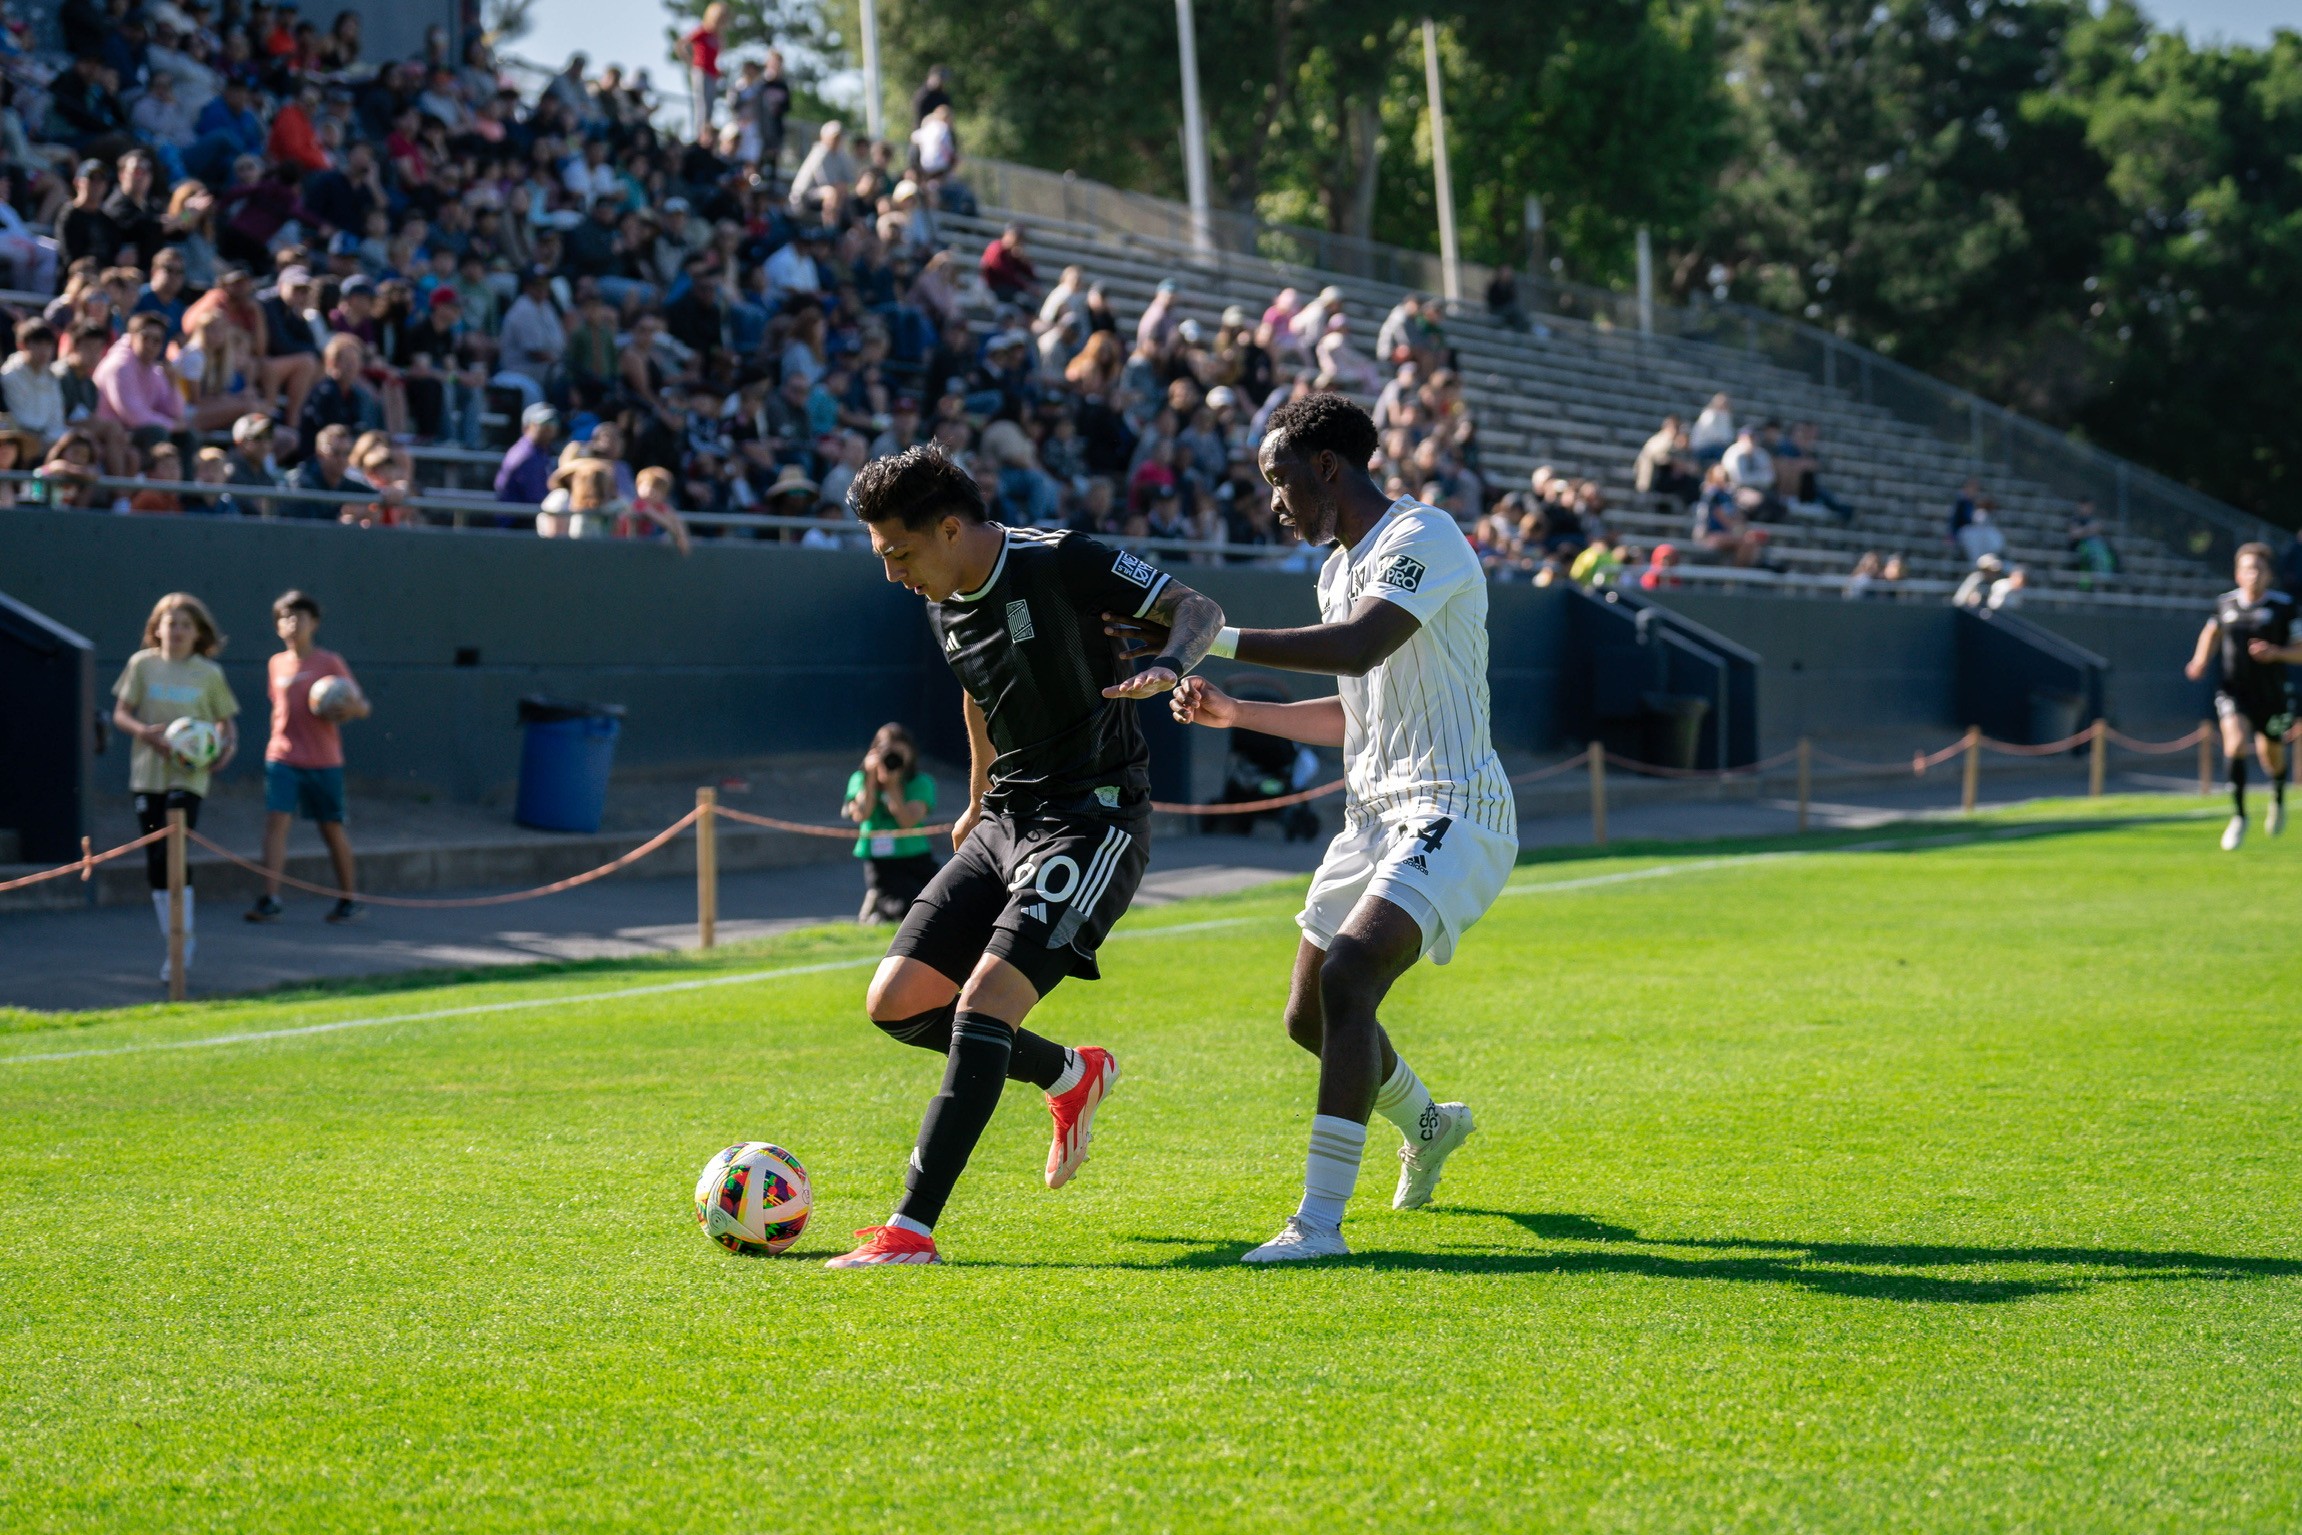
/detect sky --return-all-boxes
[505,0,2294,135]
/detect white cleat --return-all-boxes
[1239,1216,1351,1264]
[2269,800,2286,836]
[2222,815,2247,851]
[1393,1102,1475,1210]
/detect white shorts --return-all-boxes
[1296,807,1518,966]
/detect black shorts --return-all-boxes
[887,807,1150,998]
[2216,687,2293,740]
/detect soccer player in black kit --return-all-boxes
[827,446,1227,1266]
[2186,542,2302,850]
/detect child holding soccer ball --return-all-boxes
[110,592,239,985]
[246,590,370,925]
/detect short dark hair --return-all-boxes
[273,589,321,621]
[848,445,986,530]
[15,317,53,348]
[1263,391,1379,469]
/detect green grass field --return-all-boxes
[5,798,2299,1531]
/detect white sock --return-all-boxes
[1372,1056,1446,1147]
[1045,1048,1084,1098]
[151,889,196,975]
[183,888,196,967]
[1296,1114,1367,1233]
[886,1212,933,1239]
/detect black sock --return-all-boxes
[2231,756,2248,817]
[874,1003,1069,1090]
[893,1011,1013,1231]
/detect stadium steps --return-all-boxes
[937,211,2221,608]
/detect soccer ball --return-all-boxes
[162,716,222,768]
[308,675,354,719]
[694,1142,812,1256]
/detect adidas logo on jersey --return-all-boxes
[944,630,961,653]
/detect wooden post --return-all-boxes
[1796,736,1812,833]
[695,786,718,951]
[1588,743,1608,847]
[2088,719,2106,798]
[165,808,187,1003]
[2198,731,2212,797]
[1960,726,1981,814]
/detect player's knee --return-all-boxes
[872,1005,953,1050]
[865,960,950,1022]
[1315,937,1383,1026]
[1282,996,1323,1054]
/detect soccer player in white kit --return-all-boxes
[1117,393,1518,1262]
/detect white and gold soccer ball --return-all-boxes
[308,675,355,720]
[693,1142,813,1257]
[161,716,222,768]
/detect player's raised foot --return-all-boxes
[2222,814,2247,851]
[2269,799,2286,836]
[1393,1102,1475,1211]
[824,1225,942,1268]
[1044,1046,1118,1190]
[1239,1216,1351,1264]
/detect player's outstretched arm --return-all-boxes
[2185,619,2219,681]
[1170,677,1346,747]
[1104,594,1418,681]
[1102,580,1225,700]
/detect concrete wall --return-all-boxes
[2,510,2218,809]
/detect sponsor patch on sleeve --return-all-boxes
[1377,555,1427,592]
[1112,549,1159,588]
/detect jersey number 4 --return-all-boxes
[1414,817,1451,854]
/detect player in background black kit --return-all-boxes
[827,446,1227,1267]
[2186,541,2302,850]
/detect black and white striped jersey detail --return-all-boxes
[1046,823,1134,948]
[1316,497,1516,840]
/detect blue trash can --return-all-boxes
[514,696,625,832]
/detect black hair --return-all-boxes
[1263,391,1379,470]
[272,589,321,621]
[848,445,986,530]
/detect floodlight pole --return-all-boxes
[1176,0,1213,253]
[1423,18,1460,304]
[859,0,884,142]
[1635,225,1655,335]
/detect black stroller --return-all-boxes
[1201,682,1325,842]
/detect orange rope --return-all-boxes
[184,809,700,907]
[0,828,168,894]
[716,805,953,838]
[1599,746,1804,781]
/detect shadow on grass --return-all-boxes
[1072,1209,2301,1304]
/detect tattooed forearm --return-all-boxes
[1148,583,1226,674]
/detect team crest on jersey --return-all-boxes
[1006,600,1035,642]
[1094,785,1119,808]
[1378,555,1426,592]
[1111,550,1159,588]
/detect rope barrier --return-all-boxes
[716,805,954,838]
[1510,749,1592,784]
[183,809,701,908]
[0,829,168,894]
[1598,746,1805,781]
[2104,724,2211,754]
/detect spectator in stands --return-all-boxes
[496,402,559,504]
[1953,552,2003,609]
[104,149,174,267]
[0,170,58,294]
[2067,499,2119,581]
[912,104,959,186]
[219,412,281,516]
[56,158,122,274]
[495,267,565,406]
[979,222,1039,304]
[32,428,103,507]
[1778,420,1854,523]
[1689,392,1734,462]
[1956,499,2006,563]
[1486,264,1529,332]
[913,66,954,126]
[298,333,379,445]
[1316,314,1381,393]
[1693,464,1766,567]
[681,4,729,131]
[94,313,185,449]
[1845,551,1882,600]
[1639,542,1683,591]
[1721,425,1783,521]
[1948,477,1982,541]
[787,119,855,215]
[59,319,135,474]
[1634,415,1701,504]
[2,319,65,448]
[1988,566,2028,611]
[283,422,369,518]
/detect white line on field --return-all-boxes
[0,814,2191,1068]
[0,914,1268,1067]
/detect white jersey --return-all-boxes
[1316,497,1515,837]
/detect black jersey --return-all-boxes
[2215,586,2296,696]
[927,527,1176,813]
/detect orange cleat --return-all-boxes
[1044,1046,1119,1190]
[824,1225,942,1268]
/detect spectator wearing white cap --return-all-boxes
[1291,284,1346,352]
[787,121,856,215]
